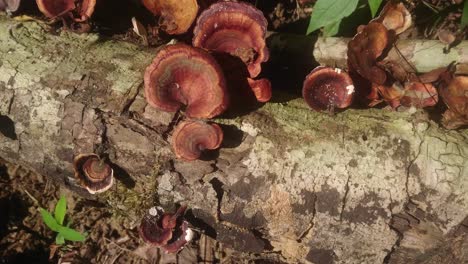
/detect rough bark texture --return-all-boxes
[1,17,468,263]
[267,33,468,74]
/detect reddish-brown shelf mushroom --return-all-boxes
[36,0,95,22]
[302,67,355,112]
[142,0,198,35]
[73,154,114,194]
[36,0,75,18]
[247,78,272,103]
[0,0,20,12]
[400,82,438,108]
[348,22,392,86]
[192,1,269,79]
[139,206,193,253]
[144,44,229,119]
[374,2,412,35]
[439,75,468,129]
[139,207,173,246]
[171,120,223,161]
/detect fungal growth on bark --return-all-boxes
[247,78,272,103]
[73,154,114,194]
[142,0,198,35]
[302,67,355,112]
[439,74,468,129]
[400,82,438,108]
[144,44,228,119]
[193,1,269,78]
[193,1,272,102]
[0,0,20,12]
[374,2,412,35]
[139,206,193,253]
[171,120,223,161]
[36,0,95,20]
[347,22,392,86]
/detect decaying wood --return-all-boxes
[267,33,468,74]
[1,17,468,263]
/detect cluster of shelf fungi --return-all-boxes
[1,0,467,255]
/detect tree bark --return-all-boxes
[1,17,468,263]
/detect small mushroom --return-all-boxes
[400,82,438,108]
[144,44,228,119]
[171,120,223,161]
[348,21,392,86]
[302,67,355,112]
[73,154,114,194]
[36,0,95,23]
[162,221,194,253]
[139,207,173,246]
[439,74,468,129]
[192,1,269,78]
[247,78,272,103]
[36,0,75,18]
[0,0,20,12]
[142,0,198,35]
[139,206,193,253]
[374,2,411,35]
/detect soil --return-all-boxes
[0,0,466,263]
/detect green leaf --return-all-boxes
[323,20,341,37]
[58,226,86,242]
[462,0,468,27]
[368,0,383,17]
[306,0,360,34]
[54,196,67,225]
[40,208,61,232]
[56,233,65,245]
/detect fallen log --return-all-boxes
[0,17,467,263]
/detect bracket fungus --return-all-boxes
[139,206,193,253]
[36,0,95,22]
[171,120,223,161]
[144,44,228,119]
[142,0,198,35]
[439,75,468,129]
[374,2,412,35]
[193,1,269,78]
[302,67,355,112]
[400,82,438,108]
[73,154,114,194]
[348,22,392,86]
[247,78,272,103]
[0,0,20,12]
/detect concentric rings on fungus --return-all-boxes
[171,120,223,161]
[144,44,228,119]
[73,154,114,194]
[193,1,269,78]
[302,67,355,112]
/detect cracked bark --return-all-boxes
[1,17,468,263]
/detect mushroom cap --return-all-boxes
[171,121,223,161]
[162,221,194,254]
[193,1,269,78]
[347,22,391,86]
[139,213,173,246]
[247,78,272,103]
[142,0,198,35]
[374,2,411,35]
[73,154,114,194]
[440,75,468,129]
[144,44,228,119]
[374,82,405,109]
[302,67,355,112]
[36,0,75,18]
[76,0,96,21]
[400,82,438,108]
[0,0,20,12]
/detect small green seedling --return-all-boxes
[40,196,86,245]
